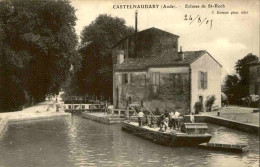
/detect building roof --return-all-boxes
[115,50,212,72]
[111,27,179,49]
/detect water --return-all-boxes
[0,116,259,167]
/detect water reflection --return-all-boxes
[0,116,259,167]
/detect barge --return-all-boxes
[122,121,212,146]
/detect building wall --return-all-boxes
[113,71,147,109]
[114,67,190,115]
[112,29,179,62]
[249,64,260,95]
[134,30,179,58]
[190,53,222,113]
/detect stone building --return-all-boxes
[249,58,260,95]
[112,27,222,114]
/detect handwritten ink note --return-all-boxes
[184,14,213,29]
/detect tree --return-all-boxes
[234,53,258,97]
[0,0,80,111]
[223,53,258,104]
[75,14,134,99]
[223,74,240,104]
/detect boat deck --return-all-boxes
[124,121,212,137]
[127,121,185,135]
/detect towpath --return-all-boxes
[200,106,259,126]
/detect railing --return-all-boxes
[112,109,126,117]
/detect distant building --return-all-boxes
[249,58,260,95]
[112,27,222,114]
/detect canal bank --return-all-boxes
[80,109,259,135]
[183,115,259,134]
[0,101,70,137]
[81,111,259,134]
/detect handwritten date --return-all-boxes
[184,14,213,29]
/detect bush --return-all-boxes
[206,95,216,112]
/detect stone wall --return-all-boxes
[116,72,147,108]
[112,28,179,62]
[144,73,190,115]
[115,72,190,115]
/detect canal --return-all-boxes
[0,116,259,167]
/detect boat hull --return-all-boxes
[122,122,211,147]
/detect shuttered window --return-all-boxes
[152,73,160,86]
[151,73,160,97]
[198,71,208,90]
[204,72,208,89]
[122,74,131,84]
[198,72,202,89]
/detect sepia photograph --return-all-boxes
[0,0,259,166]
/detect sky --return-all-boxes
[70,0,259,81]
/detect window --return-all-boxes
[172,73,187,93]
[68,105,71,109]
[151,73,160,97]
[198,71,208,90]
[122,74,131,84]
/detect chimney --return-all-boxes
[135,10,138,57]
[116,50,124,64]
[135,10,138,36]
[179,46,184,60]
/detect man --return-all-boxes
[194,100,202,114]
[138,108,144,127]
[146,112,152,127]
[173,110,181,129]
[104,101,108,115]
[168,110,174,129]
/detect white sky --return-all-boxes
[70,0,259,81]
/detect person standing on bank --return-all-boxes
[194,100,202,114]
[138,108,144,127]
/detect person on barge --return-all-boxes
[138,108,144,127]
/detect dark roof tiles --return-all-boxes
[115,50,207,71]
